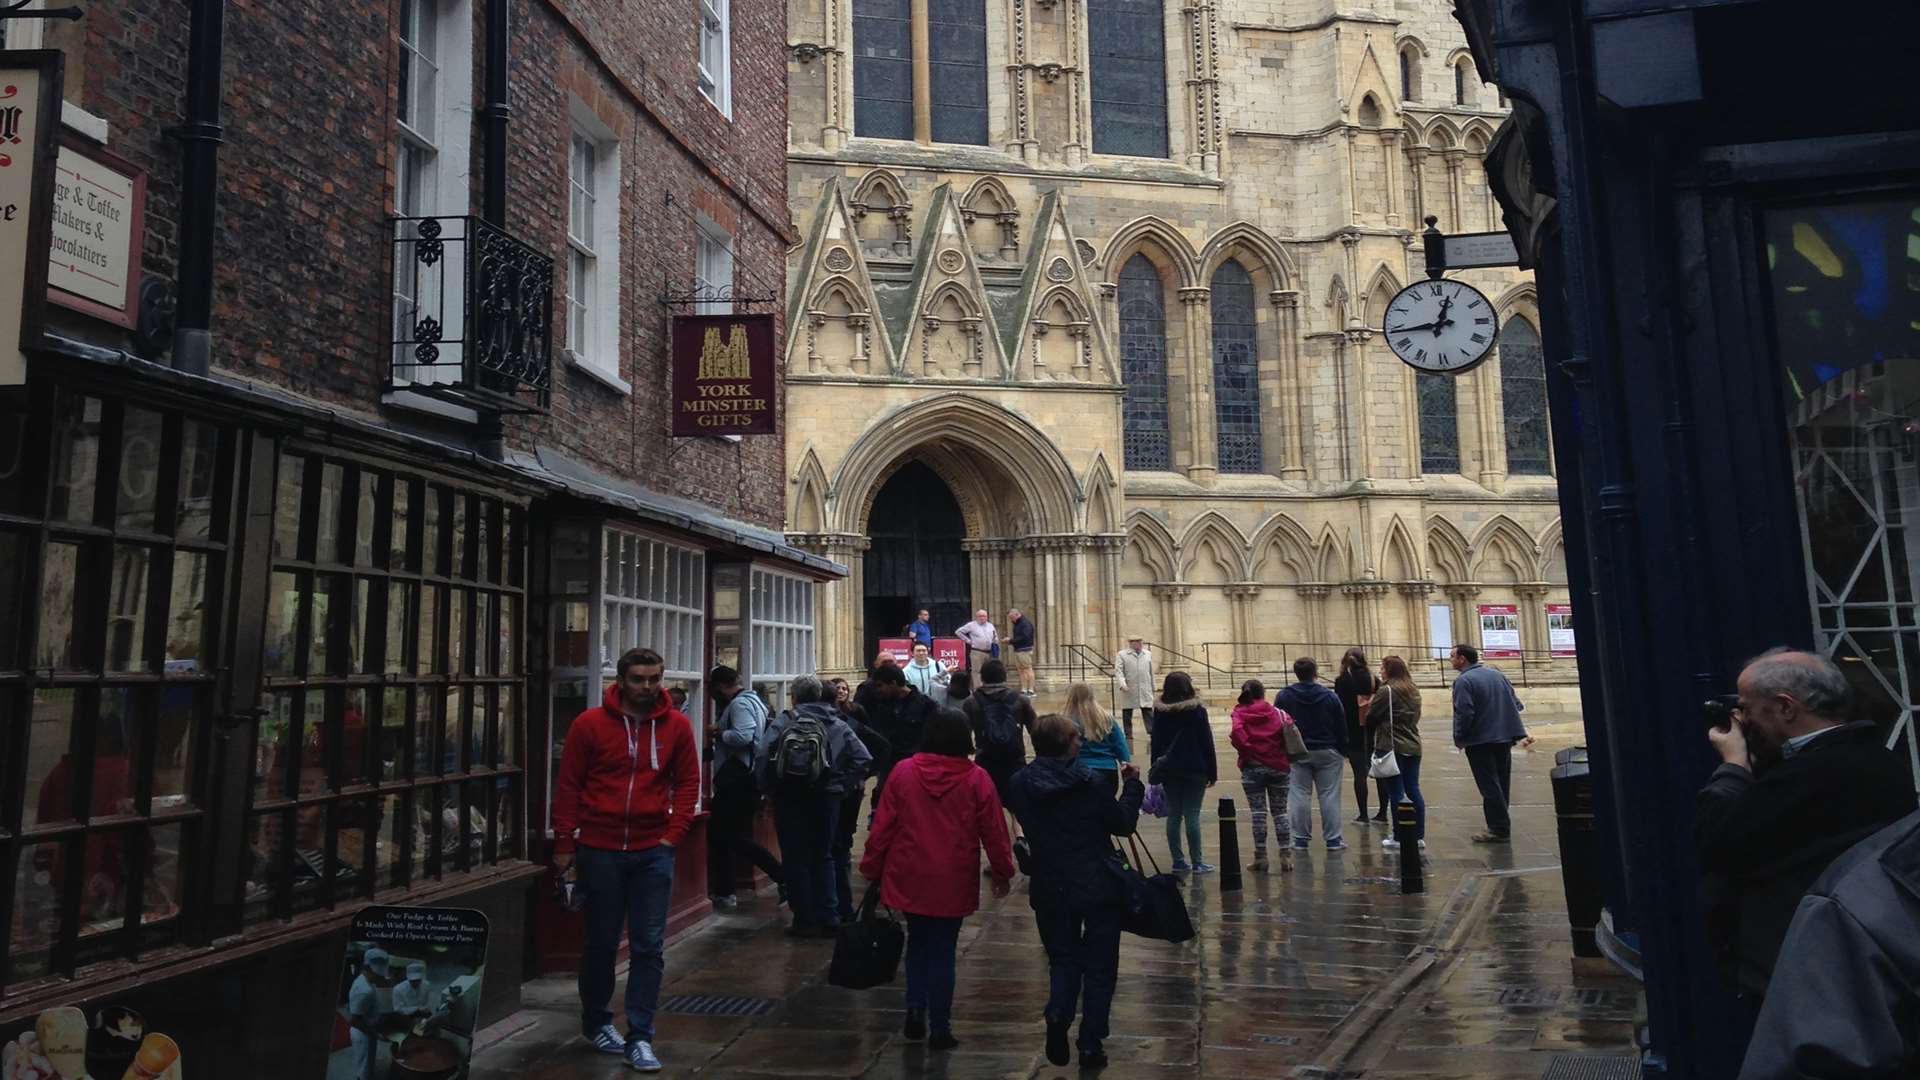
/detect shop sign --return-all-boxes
[1477,603,1523,658]
[877,637,911,664]
[932,637,965,670]
[0,53,63,386]
[47,135,144,327]
[670,313,776,437]
[1546,602,1576,657]
[333,906,490,1080]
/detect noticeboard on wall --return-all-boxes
[1546,602,1576,658]
[1477,603,1523,659]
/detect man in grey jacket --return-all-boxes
[1450,644,1529,842]
[706,667,784,911]
[1739,808,1920,1079]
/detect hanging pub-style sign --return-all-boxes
[0,51,63,385]
[47,131,145,329]
[670,312,777,437]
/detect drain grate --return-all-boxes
[657,993,778,1017]
[1541,1053,1640,1080]
[1252,1034,1301,1046]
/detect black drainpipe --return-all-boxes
[170,0,226,375]
[477,0,512,458]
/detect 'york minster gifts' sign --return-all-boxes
[48,137,145,327]
[671,313,776,437]
[1,54,63,386]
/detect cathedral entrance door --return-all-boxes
[864,460,972,663]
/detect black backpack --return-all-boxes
[976,693,1023,758]
[774,711,833,790]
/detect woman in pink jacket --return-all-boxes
[1229,679,1298,873]
[860,708,1017,1050]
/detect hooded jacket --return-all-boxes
[713,687,767,771]
[754,701,875,799]
[963,683,1038,775]
[856,684,941,788]
[1005,756,1145,910]
[1276,679,1347,753]
[1229,699,1295,773]
[860,753,1016,918]
[1148,698,1217,784]
[552,684,701,857]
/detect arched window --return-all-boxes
[852,0,913,139]
[928,0,987,144]
[1211,259,1262,473]
[1400,48,1418,101]
[1119,255,1172,470]
[1090,0,1170,157]
[1455,61,1469,106]
[1418,372,1460,473]
[1500,319,1551,475]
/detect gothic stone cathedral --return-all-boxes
[782,0,1571,683]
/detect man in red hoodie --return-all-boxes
[552,647,699,1073]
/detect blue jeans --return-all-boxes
[1162,776,1206,864]
[577,843,675,1041]
[775,790,839,928]
[1383,753,1426,839]
[905,914,963,1032]
[1036,903,1123,1051]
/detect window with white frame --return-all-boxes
[749,569,816,710]
[697,0,732,116]
[600,529,706,801]
[564,108,624,388]
[694,217,735,316]
[392,0,473,389]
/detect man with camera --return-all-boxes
[1693,647,1911,1026]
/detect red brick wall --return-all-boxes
[48,0,789,528]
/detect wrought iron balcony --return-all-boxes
[391,215,553,412]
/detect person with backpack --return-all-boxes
[705,667,785,912]
[1004,713,1145,1071]
[963,659,1038,841]
[857,663,939,803]
[1149,672,1218,873]
[1229,679,1296,874]
[828,676,891,923]
[860,708,1017,1051]
[755,675,872,936]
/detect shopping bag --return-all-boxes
[1111,834,1195,943]
[827,883,905,989]
[1142,783,1169,818]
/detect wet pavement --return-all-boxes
[472,721,1641,1078]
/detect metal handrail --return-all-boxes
[1194,640,1574,689]
[1144,640,1236,691]
[1061,643,1121,718]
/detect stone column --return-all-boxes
[1297,584,1332,650]
[1444,150,1465,235]
[910,0,933,145]
[1225,582,1263,671]
[1179,286,1217,485]
[1407,146,1428,226]
[1444,584,1482,650]
[1271,289,1307,480]
[1092,534,1126,654]
[1345,323,1376,480]
[1397,580,1436,655]
[1342,580,1393,650]
[1152,583,1190,656]
[792,533,871,676]
[1515,583,1551,655]
[1382,129,1403,226]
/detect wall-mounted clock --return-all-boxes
[1381,278,1499,374]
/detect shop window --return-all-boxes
[1212,259,1262,473]
[1418,371,1461,474]
[1119,255,1172,470]
[1,391,228,985]
[1499,319,1551,475]
[749,569,816,710]
[1089,0,1170,158]
[245,454,525,925]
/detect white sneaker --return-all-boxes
[1417,839,1427,850]
[1381,838,1401,850]
[626,1039,663,1072]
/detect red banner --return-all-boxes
[670,313,777,437]
[877,638,912,664]
[932,638,965,669]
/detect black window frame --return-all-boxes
[1211,259,1263,474]
[1089,0,1171,158]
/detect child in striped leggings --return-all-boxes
[1229,679,1297,872]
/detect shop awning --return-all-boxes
[504,445,845,578]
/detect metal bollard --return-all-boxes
[1395,795,1423,894]
[1217,798,1242,892]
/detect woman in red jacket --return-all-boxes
[860,707,1016,1050]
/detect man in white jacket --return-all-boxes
[1114,636,1154,740]
[902,642,950,704]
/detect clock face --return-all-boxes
[1381,279,1500,374]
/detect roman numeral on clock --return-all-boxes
[1475,317,1491,325]
[1415,348,1427,363]
[1470,333,1486,343]
[1397,338,1413,350]
[1468,298,1485,309]
[1428,284,1444,297]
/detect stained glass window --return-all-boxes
[929,0,988,144]
[1090,0,1169,157]
[853,0,913,140]
[1500,320,1551,475]
[1212,260,1262,473]
[1418,371,1461,474]
[1119,255,1171,470]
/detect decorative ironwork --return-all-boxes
[390,215,552,412]
[657,280,777,309]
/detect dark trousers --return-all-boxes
[774,790,839,928]
[833,785,866,921]
[905,914,963,1032]
[1345,743,1391,817]
[577,843,675,1041]
[1464,743,1513,836]
[1120,707,1148,741]
[706,761,783,898]
[1036,903,1123,1051]
[1094,767,1119,797]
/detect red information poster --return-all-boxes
[877,638,912,664]
[1546,602,1577,657]
[1477,604,1523,658]
[932,637,966,669]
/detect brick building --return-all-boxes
[0,0,824,1073]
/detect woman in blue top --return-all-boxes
[1063,683,1130,795]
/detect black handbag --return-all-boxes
[1108,833,1195,943]
[1146,729,1184,786]
[828,882,905,989]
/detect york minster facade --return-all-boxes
[783,0,1570,679]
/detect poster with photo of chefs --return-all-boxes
[1,1004,181,1079]
[330,906,489,1080]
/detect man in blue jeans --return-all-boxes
[552,647,701,1073]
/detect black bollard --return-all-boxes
[1217,797,1242,892]
[1395,795,1423,894]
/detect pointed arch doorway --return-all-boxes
[863,460,973,660]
